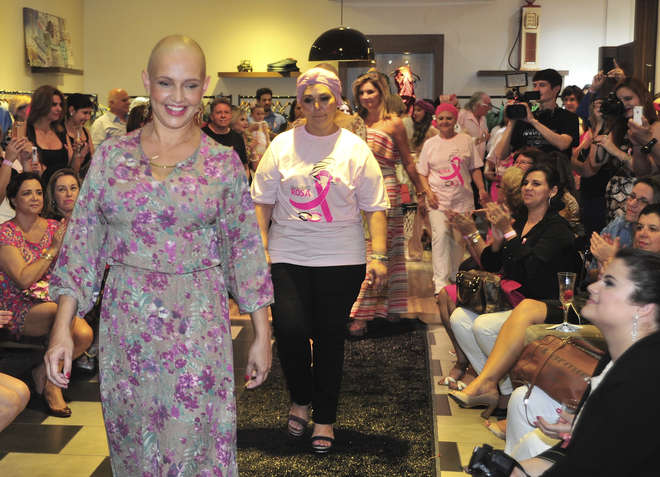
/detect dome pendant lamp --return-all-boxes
[308,0,374,62]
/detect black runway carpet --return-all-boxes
[236,320,434,477]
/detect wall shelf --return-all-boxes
[218,72,300,78]
[30,66,84,75]
[477,70,569,77]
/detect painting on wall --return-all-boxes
[23,7,75,68]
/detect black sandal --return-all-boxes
[287,414,308,438]
[311,435,334,454]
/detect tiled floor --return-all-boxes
[0,253,504,476]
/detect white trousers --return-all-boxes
[428,207,465,293]
[449,307,514,394]
[505,385,561,460]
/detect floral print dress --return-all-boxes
[0,219,59,339]
[50,131,273,477]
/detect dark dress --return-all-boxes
[26,123,69,186]
[538,331,660,477]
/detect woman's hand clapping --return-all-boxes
[444,210,478,237]
[0,310,12,328]
[485,202,514,234]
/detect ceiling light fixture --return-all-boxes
[308,0,374,62]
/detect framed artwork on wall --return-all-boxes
[23,7,75,68]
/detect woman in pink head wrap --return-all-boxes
[348,71,430,336]
[251,67,388,453]
[415,101,488,384]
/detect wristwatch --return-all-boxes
[641,138,657,154]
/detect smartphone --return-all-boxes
[31,146,39,165]
[10,121,24,139]
[633,106,643,126]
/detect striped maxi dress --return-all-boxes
[350,128,408,320]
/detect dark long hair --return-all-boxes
[615,248,660,324]
[27,85,65,133]
[412,108,433,149]
[611,78,657,147]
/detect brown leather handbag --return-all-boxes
[455,270,508,314]
[511,335,605,406]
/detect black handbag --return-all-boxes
[455,270,508,314]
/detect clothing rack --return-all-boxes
[238,95,295,116]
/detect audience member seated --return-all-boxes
[455,201,660,446]
[44,169,81,221]
[547,151,582,238]
[15,86,72,187]
[590,178,660,275]
[63,94,94,178]
[448,163,576,416]
[507,248,660,477]
[436,148,544,389]
[0,356,30,432]
[0,173,93,417]
[603,78,658,220]
[494,69,579,160]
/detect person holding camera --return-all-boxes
[494,69,579,162]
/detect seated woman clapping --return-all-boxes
[448,163,576,417]
[508,248,660,477]
[0,173,92,417]
[485,204,660,459]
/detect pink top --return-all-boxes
[416,132,483,212]
[458,109,488,159]
[251,126,388,266]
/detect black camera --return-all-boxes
[503,71,541,120]
[505,90,541,120]
[466,444,524,477]
[600,91,624,117]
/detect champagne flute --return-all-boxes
[548,272,579,332]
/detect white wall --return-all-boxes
[1,0,85,93]
[77,0,634,101]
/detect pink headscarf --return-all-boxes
[435,103,458,118]
[296,67,343,106]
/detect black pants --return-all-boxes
[270,262,365,424]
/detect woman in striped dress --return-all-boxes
[349,71,431,336]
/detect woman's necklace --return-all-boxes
[149,154,176,169]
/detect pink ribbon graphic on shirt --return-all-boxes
[289,170,334,222]
[438,156,464,186]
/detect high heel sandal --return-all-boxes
[448,390,499,419]
[287,414,308,438]
[30,369,72,418]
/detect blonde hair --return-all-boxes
[352,71,392,121]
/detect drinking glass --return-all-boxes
[547,272,579,332]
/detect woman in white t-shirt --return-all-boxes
[251,68,388,453]
[416,103,488,295]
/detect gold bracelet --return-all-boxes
[42,251,56,261]
[369,253,389,262]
